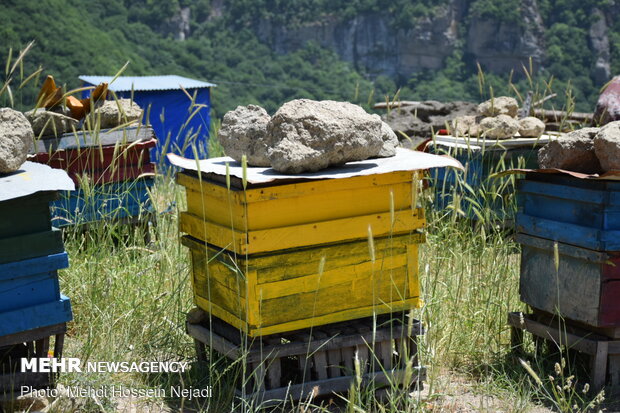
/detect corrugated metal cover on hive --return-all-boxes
[78,75,216,92]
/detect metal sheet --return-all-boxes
[432,133,559,150]
[0,162,75,202]
[168,147,463,184]
[79,75,216,92]
[501,168,620,181]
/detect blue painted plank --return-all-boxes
[517,179,613,205]
[0,252,69,280]
[518,178,620,231]
[526,172,620,191]
[0,228,65,264]
[0,271,60,313]
[516,213,620,251]
[0,296,72,337]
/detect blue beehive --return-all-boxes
[51,178,155,227]
[430,141,540,220]
[79,75,216,164]
[0,163,75,337]
[516,173,620,251]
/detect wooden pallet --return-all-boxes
[508,312,620,392]
[187,309,425,404]
[0,323,66,395]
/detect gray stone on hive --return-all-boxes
[24,109,78,137]
[218,104,273,167]
[378,121,398,157]
[594,121,620,172]
[0,108,34,173]
[95,99,143,129]
[480,115,520,139]
[538,128,601,173]
[518,116,545,138]
[477,96,519,118]
[267,99,384,173]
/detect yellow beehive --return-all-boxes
[177,170,425,254]
[182,231,424,336]
[177,169,426,336]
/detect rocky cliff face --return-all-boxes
[589,8,611,85]
[466,0,545,73]
[255,5,464,79]
[252,0,549,78]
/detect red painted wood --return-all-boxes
[70,163,156,186]
[600,281,620,326]
[602,255,620,282]
[30,139,156,173]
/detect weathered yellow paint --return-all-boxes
[178,171,425,238]
[183,233,423,337]
[407,244,421,299]
[180,209,424,255]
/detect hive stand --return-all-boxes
[187,310,425,404]
[0,323,66,395]
[508,312,620,392]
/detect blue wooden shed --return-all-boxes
[79,75,216,163]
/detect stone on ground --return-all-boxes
[267,99,384,173]
[594,121,620,171]
[479,115,520,139]
[518,116,545,137]
[477,96,519,118]
[538,128,601,173]
[218,104,273,166]
[0,108,34,173]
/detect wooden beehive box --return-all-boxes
[30,138,157,185]
[172,148,462,336]
[518,233,620,328]
[0,192,64,264]
[178,170,425,255]
[517,173,620,250]
[0,162,75,337]
[50,178,155,227]
[0,254,73,336]
[183,231,424,336]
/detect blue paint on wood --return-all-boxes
[517,174,620,250]
[51,179,155,227]
[0,228,65,265]
[0,252,69,279]
[0,254,69,315]
[0,271,61,314]
[516,213,620,251]
[518,179,620,230]
[430,144,539,220]
[0,296,72,337]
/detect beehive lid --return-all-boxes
[168,147,462,185]
[432,133,558,150]
[0,162,75,202]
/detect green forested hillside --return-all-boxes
[0,0,379,116]
[1,0,618,116]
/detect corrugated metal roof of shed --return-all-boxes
[78,75,216,92]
